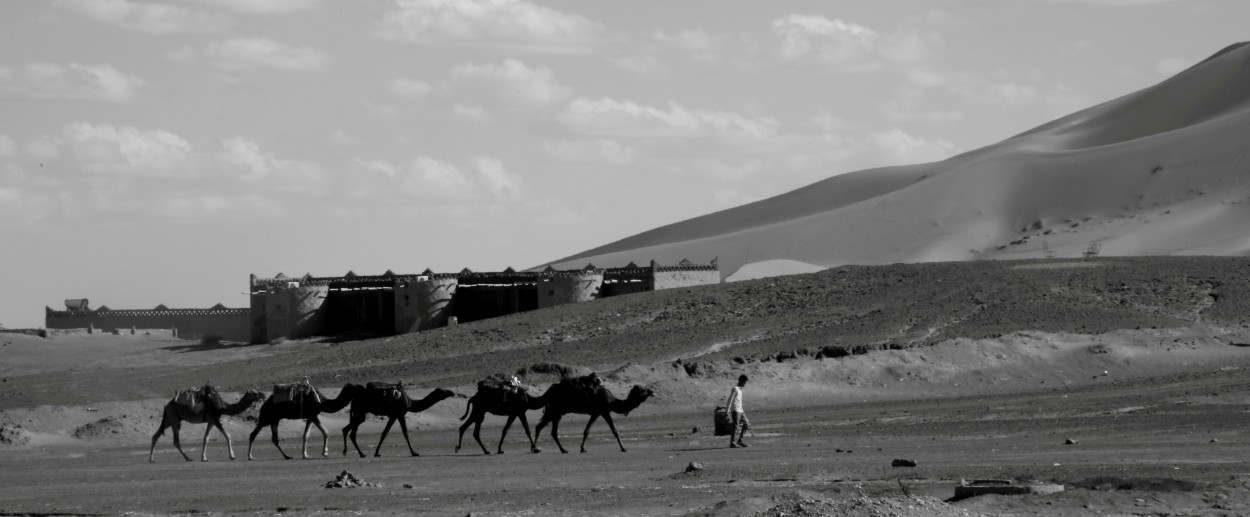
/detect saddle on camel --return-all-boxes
[271,377,322,406]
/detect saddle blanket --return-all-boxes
[273,381,321,404]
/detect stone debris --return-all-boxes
[1065,438,1079,445]
[685,461,706,473]
[713,491,985,517]
[891,459,918,467]
[953,479,1064,500]
[0,423,31,446]
[324,470,383,489]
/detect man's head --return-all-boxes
[738,374,748,387]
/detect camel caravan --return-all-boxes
[148,374,655,463]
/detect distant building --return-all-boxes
[44,259,720,344]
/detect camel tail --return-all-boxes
[459,395,474,421]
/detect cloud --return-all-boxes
[353,155,524,202]
[206,38,330,71]
[611,56,665,75]
[448,59,571,108]
[0,135,15,157]
[219,137,325,190]
[55,0,233,34]
[473,157,523,200]
[377,0,608,53]
[558,97,777,141]
[387,78,433,100]
[1037,0,1184,4]
[1155,57,1191,77]
[150,193,283,219]
[772,14,878,65]
[25,138,61,161]
[453,103,492,123]
[543,139,637,165]
[0,63,145,103]
[196,0,321,14]
[62,122,192,174]
[864,129,958,165]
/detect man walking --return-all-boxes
[726,374,749,448]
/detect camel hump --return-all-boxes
[565,372,603,392]
[365,381,405,401]
[272,381,320,404]
[173,386,221,412]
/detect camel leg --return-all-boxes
[311,417,329,457]
[343,413,366,458]
[455,414,474,454]
[271,423,291,460]
[473,417,490,455]
[170,422,192,462]
[397,417,419,457]
[550,416,568,454]
[496,415,516,454]
[200,423,213,461]
[247,422,263,460]
[149,419,171,463]
[374,417,397,457]
[301,420,312,459]
[216,421,237,460]
[602,413,626,452]
[579,414,600,453]
[517,413,539,454]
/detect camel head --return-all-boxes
[616,385,655,416]
[242,389,266,404]
[429,388,457,402]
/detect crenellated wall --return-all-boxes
[263,284,329,341]
[537,269,604,309]
[394,274,458,333]
[44,259,721,344]
[45,307,250,341]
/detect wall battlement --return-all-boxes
[48,259,719,344]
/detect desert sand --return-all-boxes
[4,257,1250,515]
[548,43,1250,281]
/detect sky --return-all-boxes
[0,0,1246,329]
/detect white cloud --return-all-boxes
[151,193,283,219]
[473,157,523,200]
[387,78,433,100]
[166,46,199,63]
[543,139,637,165]
[611,56,665,75]
[206,38,330,71]
[0,135,15,157]
[453,103,492,123]
[0,63,145,103]
[25,138,61,161]
[1039,0,1184,4]
[1155,57,1191,77]
[220,137,324,190]
[559,97,777,141]
[62,122,192,174]
[197,0,320,14]
[55,0,233,34]
[772,14,878,65]
[864,129,958,165]
[377,0,608,53]
[449,59,571,108]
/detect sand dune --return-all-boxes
[548,43,1250,279]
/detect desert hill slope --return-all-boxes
[546,43,1250,280]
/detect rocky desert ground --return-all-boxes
[4,256,1250,516]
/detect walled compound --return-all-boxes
[45,259,720,344]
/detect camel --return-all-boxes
[246,381,360,460]
[341,382,456,457]
[148,386,265,463]
[533,377,654,454]
[455,380,548,455]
